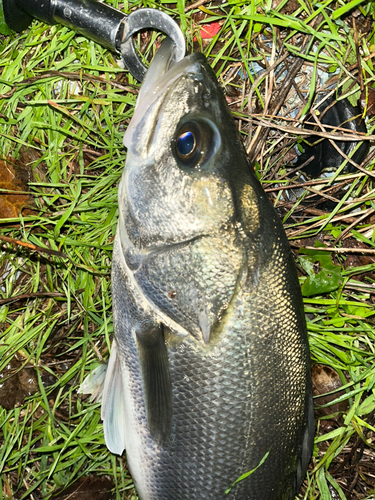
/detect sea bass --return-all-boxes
[102,39,314,500]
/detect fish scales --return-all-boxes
[103,40,314,500]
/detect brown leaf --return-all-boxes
[0,358,38,409]
[312,364,347,419]
[343,237,375,280]
[0,158,35,218]
[271,0,300,14]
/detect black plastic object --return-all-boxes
[3,0,125,50]
[295,96,369,177]
[2,0,186,82]
[2,0,32,31]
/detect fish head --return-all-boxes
[118,41,266,343]
[120,41,254,251]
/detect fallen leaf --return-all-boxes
[312,364,347,419]
[360,86,375,117]
[0,358,38,409]
[298,244,342,297]
[0,158,35,218]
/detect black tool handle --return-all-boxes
[4,0,126,51]
[3,0,186,82]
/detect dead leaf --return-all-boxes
[0,158,35,218]
[312,364,347,419]
[0,358,38,409]
[360,87,375,117]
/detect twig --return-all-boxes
[0,234,109,275]
[0,292,66,305]
[287,210,373,238]
[293,245,375,255]
[246,52,289,148]
[353,16,363,92]
[0,71,138,100]
[185,0,212,12]
[309,107,368,173]
[264,177,357,193]
[333,208,374,244]
[250,117,375,142]
[0,235,67,258]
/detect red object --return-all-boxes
[194,22,221,41]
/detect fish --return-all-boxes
[100,38,314,500]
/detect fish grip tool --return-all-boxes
[2,0,186,81]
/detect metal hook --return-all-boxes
[121,8,185,83]
[1,0,186,81]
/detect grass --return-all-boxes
[0,0,375,498]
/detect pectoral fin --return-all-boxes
[135,320,172,445]
[101,341,126,455]
[78,363,107,402]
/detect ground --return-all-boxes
[0,1,375,499]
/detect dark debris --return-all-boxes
[53,475,116,500]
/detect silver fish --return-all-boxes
[101,39,314,500]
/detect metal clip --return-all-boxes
[2,0,186,81]
[121,9,185,83]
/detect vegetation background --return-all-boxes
[0,0,375,498]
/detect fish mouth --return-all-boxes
[123,40,205,150]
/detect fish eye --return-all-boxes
[175,121,201,167]
[174,118,220,169]
[177,131,196,157]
